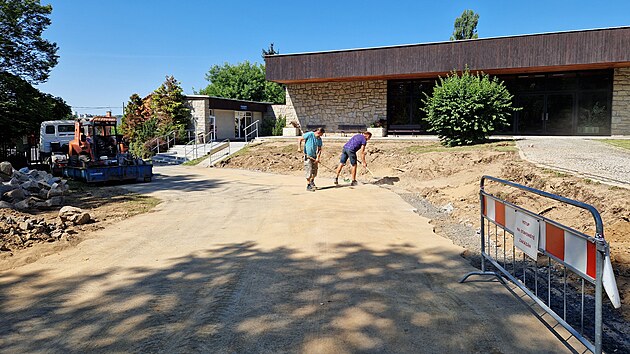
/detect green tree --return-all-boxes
[0,0,59,83]
[151,75,191,132]
[450,9,479,41]
[422,69,517,146]
[122,76,191,158]
[199,61,285,104]
[0,71,70,144]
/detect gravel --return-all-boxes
[516,138,630,187]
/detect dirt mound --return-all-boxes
[218,139,630,321]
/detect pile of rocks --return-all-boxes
[0,161,69,210]
[0,206,92,252]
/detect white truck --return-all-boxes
[39,120,76,173]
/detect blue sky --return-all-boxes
[36,0,630,116]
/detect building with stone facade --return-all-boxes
[265,26,630,136]
[186,95,269,140]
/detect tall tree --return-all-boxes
[151,75,191,129]
[0,0,59,83]
[0,71,70,143]
[199,61,285,104]
[450,9,479,41]
[122,76,192,157]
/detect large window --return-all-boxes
[386,70,612,135]
[387,80,435,132]
[501,70,612,135]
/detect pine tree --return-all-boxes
[450,10,479,41]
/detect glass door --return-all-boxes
[517,95,545,134]
[545,94,575,135]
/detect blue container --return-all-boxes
[63,164,153,183]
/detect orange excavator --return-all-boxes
[63,113,152,183]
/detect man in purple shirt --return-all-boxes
[334,131,372,186]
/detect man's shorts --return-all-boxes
[304,156,318,178]
[339,148,358,166]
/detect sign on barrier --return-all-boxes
[462,176,621,354]
[514,211,539,260]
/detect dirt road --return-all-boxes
[0,166,572,353]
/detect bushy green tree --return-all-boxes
[450,9,479,41]
[199,61,285,104]
[122,76,191,158]
[0,71,70,144]
[422,69,517,146]
[0,0,58,83]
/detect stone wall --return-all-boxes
[276,80,387,131]
[612,67,630,135]
[186,99,210,135]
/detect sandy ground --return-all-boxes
[0,166,575,353]
[216,139,630,351]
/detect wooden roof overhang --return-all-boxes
[265,27,630,84]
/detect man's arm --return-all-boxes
[316,146,322,162]
[360,145,367,167]
[297,136,305,152]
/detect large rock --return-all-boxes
[14,197,35,210]
[20,180,41,193]
[59,206,91,225]
[3,188,26,202]
[45,196,64,207]
[0,183,16,196]
[0,201,14,209]
[0,161,13,177]
[47,182,65,198]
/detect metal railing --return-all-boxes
[183,131,215,160]
[460,175,620,354]
[244,120,259,143]
[149,131,177,155]
[208,139,230,166]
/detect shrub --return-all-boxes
[272,115,286,136]
[422,69,518,146]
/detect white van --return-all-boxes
[39,120,76,172]
[39,120,75,157]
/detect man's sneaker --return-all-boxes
[310,181,317,191]
[333,178,338,185]
[306,184,313,191]
[351,180,358,186]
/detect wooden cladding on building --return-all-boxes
[266,27,630,84]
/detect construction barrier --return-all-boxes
[461,175,620,354]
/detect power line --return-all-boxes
[72,106,123,109]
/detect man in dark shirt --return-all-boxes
[334,131,372,186]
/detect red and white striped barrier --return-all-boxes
[483,195,621,308]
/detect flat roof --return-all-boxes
[186,95,271,112]
[265,26,630,83]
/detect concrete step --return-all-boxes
[152,153,187,165]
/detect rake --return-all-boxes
[306,156,351,183]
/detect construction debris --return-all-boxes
[0,162,69,210]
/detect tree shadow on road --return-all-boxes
[0,241,593,353]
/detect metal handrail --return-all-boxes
[183,131,215,160]
[209,139,230,166]
[244,120,259,143]
[149,131,177,154]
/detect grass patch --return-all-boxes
[122,194,161,216]
[229,145,251,158]
[182,155,210,166]
[601,139,630,150]
[407,141,516,154]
